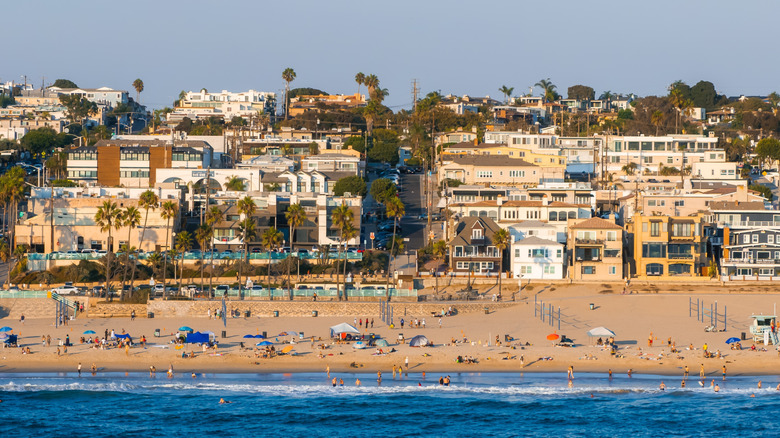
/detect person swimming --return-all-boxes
[219,398,231,404]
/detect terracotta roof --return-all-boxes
[569,217,623,230]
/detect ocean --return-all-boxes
[1,371,778,437]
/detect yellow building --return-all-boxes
[442,142,566,169]
[629,213,709,279]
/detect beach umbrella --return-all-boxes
[546,334,560,341]
[375,339,389,347]
[243,334,256,338]
[0,327,12,332]
[256,341,273,346]
[587,327,616,337]
[281,345,294,354]
[0,333,8,340]
[725,337,740,344]
[84,330,96,334]
[179,326,193,331]
[409,335,430,347]
[254,334,265,339]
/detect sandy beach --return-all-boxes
[3,284,780,379]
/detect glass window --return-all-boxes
[582,266,595,275]
[753,234,759,243]
[650,222,660,237]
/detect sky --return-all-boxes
[3,0,779,111]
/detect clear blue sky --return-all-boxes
[3,0,778,110]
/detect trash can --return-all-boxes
[154,329,160,337]
[262,331,267,338]
[147,312,154,318]
[741,332,747,340]
[312,310,318,317]
[273,311,279,317]
[245,310,251,318]
[589,303,595,310]
[299,332,304,340]
[484,307,489,315]
[221,330,227,338]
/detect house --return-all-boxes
[507,220,559,242]
[435,129,478,146]
[448,217,503,274]
[441,142,567,169]
[629,213,710,279]
[568,217,624,280]
[602,135,722,176]
[288,93,366,117]
[439,155,565,186]
[176,89,276,121]
[710,201,780,281]
[510,236,565,279]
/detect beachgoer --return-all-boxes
[722,365,726,380]
[683,365,689,377]
[699,364,705,378]
[627,369,633,377]
[567,366,574,380]
[392,365,397,379]
[400,318,405,329]
[20,314,24,325]
[77,363,82,376]
[191,373,196,378]
[150,366,156,377]
[648,333,653,347]
[91,363,97,374]
[608,369,612,378]
[438,318,442,328]
[681,380,686,388]
[422,319,426,329]
[339,378,344,386]
[326,365,330,377]
[356,379,361,386]
[370,319,374,328]
[758,380,762,389]
[714,384,720,392]
[332,377,337,387]
[219,398,231,404]
[168,364,173,378]
[405,356,409,371]
[377,371,382,383]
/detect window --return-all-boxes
[556,249,562,258]
[472,228,483,240]
[674,200,685,207]
[672,223,692,237]
[549,212,558,222]
[606,231,617,241]
[646,263,663,276]
[604,249,620,258]
[752,234,759,244]
[769,235,775,244]
[650,222,660,237]
[476,171,492,178]
[530,249,547,258]
[731,251,743,259]
[509,170,525,178]
[520,266,533,274]
[514,249,520,258]
[642,243,667,258]
[609,266,617,275]
[669,264,691,275]
[544,266,555,274]
[743,234,750,244]
[582,266,595,275]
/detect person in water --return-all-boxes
[219,398,231,404]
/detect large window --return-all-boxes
[646,263,663,276]
[650,221,661,237]
[669,264,691,275]
[581,266,595,275]
[672,223,692,237]
[530,248,547,258]
[642,243,667,258]
[476,171,492,178]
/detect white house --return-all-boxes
[507,220,561,243]
[510,236,565,280]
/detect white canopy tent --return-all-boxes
[330,323,360,338]
[587,327,616,337]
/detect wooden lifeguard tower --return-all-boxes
[749,315,779,344]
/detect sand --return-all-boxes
[2,284,780,380]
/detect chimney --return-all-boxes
[473,138,478,146]
[497,195,503,206]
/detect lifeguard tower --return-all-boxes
[749,315,779,344]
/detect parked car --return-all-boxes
[92,285,105,296]
[80,249,96,254]
[53,285,80,295]
[153,284,165,296]
[215,285,229,296]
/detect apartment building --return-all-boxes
[629,213,710,279]
[603,135,722,175]
[170,89,276,123]
[439,155,565,186]
[67,139,213,187]
[568,217,624,280]
[711,202,780,281]
[510,236,565,280]
[288,93,365,117]
[442,142,567,169]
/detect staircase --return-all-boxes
[51,292,79,318]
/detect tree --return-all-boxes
[333,176,367,198]
[690,80,717,110]
[370,178,397,204]
[622,162,637,176]
[567,85,595,101]
[261,226,282,294]
[384,197,405,298]
[0,238,10,285]
[499,85,514,105]
[651,110,666,136]
[206,206,224,295]
[131,190,158,293]
[285,203,307,295]
[331,203,354,301]
[364,74,380,100]
[51,79,78,89]
[367,136,399,165]
[225,176,245,191]
[750,184,774,201]
[195,224,211,295]
[341,223,358,295]
[431,240,447,295]
[59,94,97,124]
[237,196,257,299]
[20,127,69,155]
[599,90,614,100]
[0,168,25,255]
[355,72,366,95]
[160,201,178,299]
[132,79,144,103]
[282,67,297,120]
[344,136,365,153]
[535,78,558,102]
[120,206,141,300]
[175,230,193,292]
[45,152,67,180]
[755,138,780,168]
[94,200,122,298]
[769,91,780,115]
[492,228,509,298]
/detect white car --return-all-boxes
[53,285,80,295]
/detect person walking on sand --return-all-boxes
[648,332,653,347]
[438,318,442,329]
[422,318,426,329]
[405,356,409,371]
[370,318,374,328]
[700,364,705,379]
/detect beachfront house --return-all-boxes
[510,236,565,280]
[567,217,624,281]
[448,216,503,275]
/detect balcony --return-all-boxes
[453,252,499,259]
[668,253,693,260]
[722,221,780,228]
[723,258,780,266]
[575,238,604,245]
[575,257,601,262]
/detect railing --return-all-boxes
[723,258,780,265]
[574,238,604,245]
[0,290,50,298]
[29,252,363,261]
[51,292,79,317]
[668,253,693,260]
[452,253,499,259]
[221,287,415,299]
[721,221,780,228]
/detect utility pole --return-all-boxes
[411,79,419,113]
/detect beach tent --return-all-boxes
[186,332,210,344]
[375,339,389,347]
[115,333,132,340]
[587,327,616,338]
[409,335,429,347]
[329,323,360,338]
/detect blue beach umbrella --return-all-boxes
[243,334,256,338]
[256,341,273,346]
[179,326,193,332]
[84,330,96,334]
[0,327,12,332]
[254,334,265,339]
[725,337,740,344]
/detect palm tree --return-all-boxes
[120,206,141,300]
[285,203,307,297]
[237,196,257,298]
[535,78,557,103]
[160,201,178,299]
[282,67,296,120]
[384,197,405,298]
[195,224,211,295]
[132,79,144,103]
[175,230,193,294]
[341,223,358,295]
[651,110,665,136]
[0,238,10,285]
[206,206,224,296]
[622,162,637,176]
[45,152,67,180]
[261,226,282,296]
[131,190,158,291]
[355,72,366,96]
[492,228,509,298]
[94,200,122,297]
[499,85,514,105]
[769,91,780,116]
[669,88,685,134]
[599,90,614,101]
[331,203,354,301]
[146,252,162,281]
[225,176,245,191]
[431,240,447,295]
